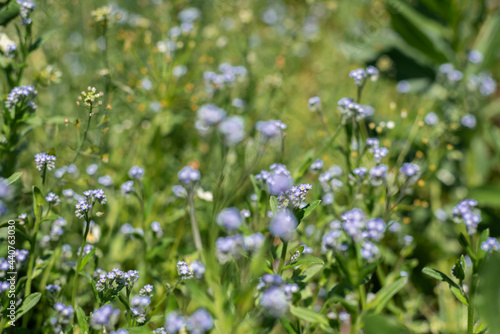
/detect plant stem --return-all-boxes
[467,272,478,334]
[71,218,91,310]
[188,190,203,255]
[23,202,42,304]
[278,241,288,274]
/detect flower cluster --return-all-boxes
[178,166,200,186]
[349,66,379,86]
[40,217,67,247]
[194,104,246,145]
[6,85,38,111]
[216,207,243,231]
[258,275,299,318]
[270,209,298,241]
[452,199,482,235]
[75,189,107,219]
[322,209,387,261]
[204,63,247,92]
[256,164,292,195]
[215,233,264,263]
[94,268,140,297]
[308,96,321,112]
[90,304,120,331]
[481,237,500,253]
[337,97,371,121]
[140,284,153,298]
[50,302,74,333]
[255,119,287,139]
[165,308,214,334]
[130,295,151,323]
[76,86,104,109]
[17,0,35,25]
[35,153,56,172]
[128,165,145,179]
[277,184,312,209]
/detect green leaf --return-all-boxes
[283,256,324,270]
[364,314,409,334]
[474,318,488,334]
[15,292,41,321]
[280,318,299,334]
[270,196,278,213]
[118,294,131,311]
[468,185,500,208]
[366,277,407,314]
[477,254,500,334]
[422,267,468,306]
[76,306,89,334]
[451,258,465,281]
[294,200,321,222]
[0,0,20,26]
[458,233,476,261]
[292,149,314,180]
[78,247,96,271]
[290,305,329,326]
[301,264,323,282]
[32,186,44,221]
[6,172,22,185]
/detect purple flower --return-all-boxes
[216,207,243,231]
[270,210,297,241]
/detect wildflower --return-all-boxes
[260,286,289,318]
[45,192,61,205]
[362,218,386,241]
[240,209,251,218]
[76,87,104,109]
[165,312,186,333]
[17,1,35,25]
[349,68,367,86]
[310,158,323,171]
[77,245,94,257]
[373,147,389,162]
[339,312,350,322]
[128,166,145,179]
[215,235,243,263]
[6,85,38,111]
[396,80,410,94]
[110,330,128,334]
[152,328,167,334]
[424,112,439,126]
[400,163,421,183]
[35,153,56,171]
[361,241,379,261]
[277,184,312,208]
[369,164,388,186]
[337,97,368,121]
[190,261,206,279]
[366,66,380,81]
[308,96,321,112]
[131,295,151,323]
[243,233,265,252]
[453,199,481,235]
[232,98,246,109]
[218,116,245,146]
[255,120,287,138]
[283,284,299,296]
[121,180,135,195]
[481,238,500,252]
[196,104,226,126]
[461,114,477,129]
[448,70,463,82]
[178,7,201,22]
[172,185,188,197]
[98,175,113,186]
[151,221,163,238]
[177,261,193,280]
[75,189,107,219]
[90,305,120,331]
[353,167,368,179]
[178,166,200,185]
[342,208,367,241]
[468,50,483,64]
[270,209,297,241]
[86,164,98,175]
[216,207,243,231]
[46,284,61,294]
[322,193,333,205]
[256,164,292,195]
[50,303,73,333]
[140,284,154,298]
[187,308,214,334]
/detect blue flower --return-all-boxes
[187,308,214,334]
[90,305,120,331]
[216,207,243,231]
[270,210,297,241]
[218,116,245,146]
[178,166,200,185]
[35,153,56,171]
[308,96,321,112]
[128,166,145,179]
[481,238,499,252]
[260,286,288,318]
[165,312,186,333]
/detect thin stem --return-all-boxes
[316,109,332,137]
[23,201,42,317]
[278,241,288,274]
[467,272,478,334]
[71,218,91,310]
[188,190,203,255]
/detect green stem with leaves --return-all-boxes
[278,241,288,274]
